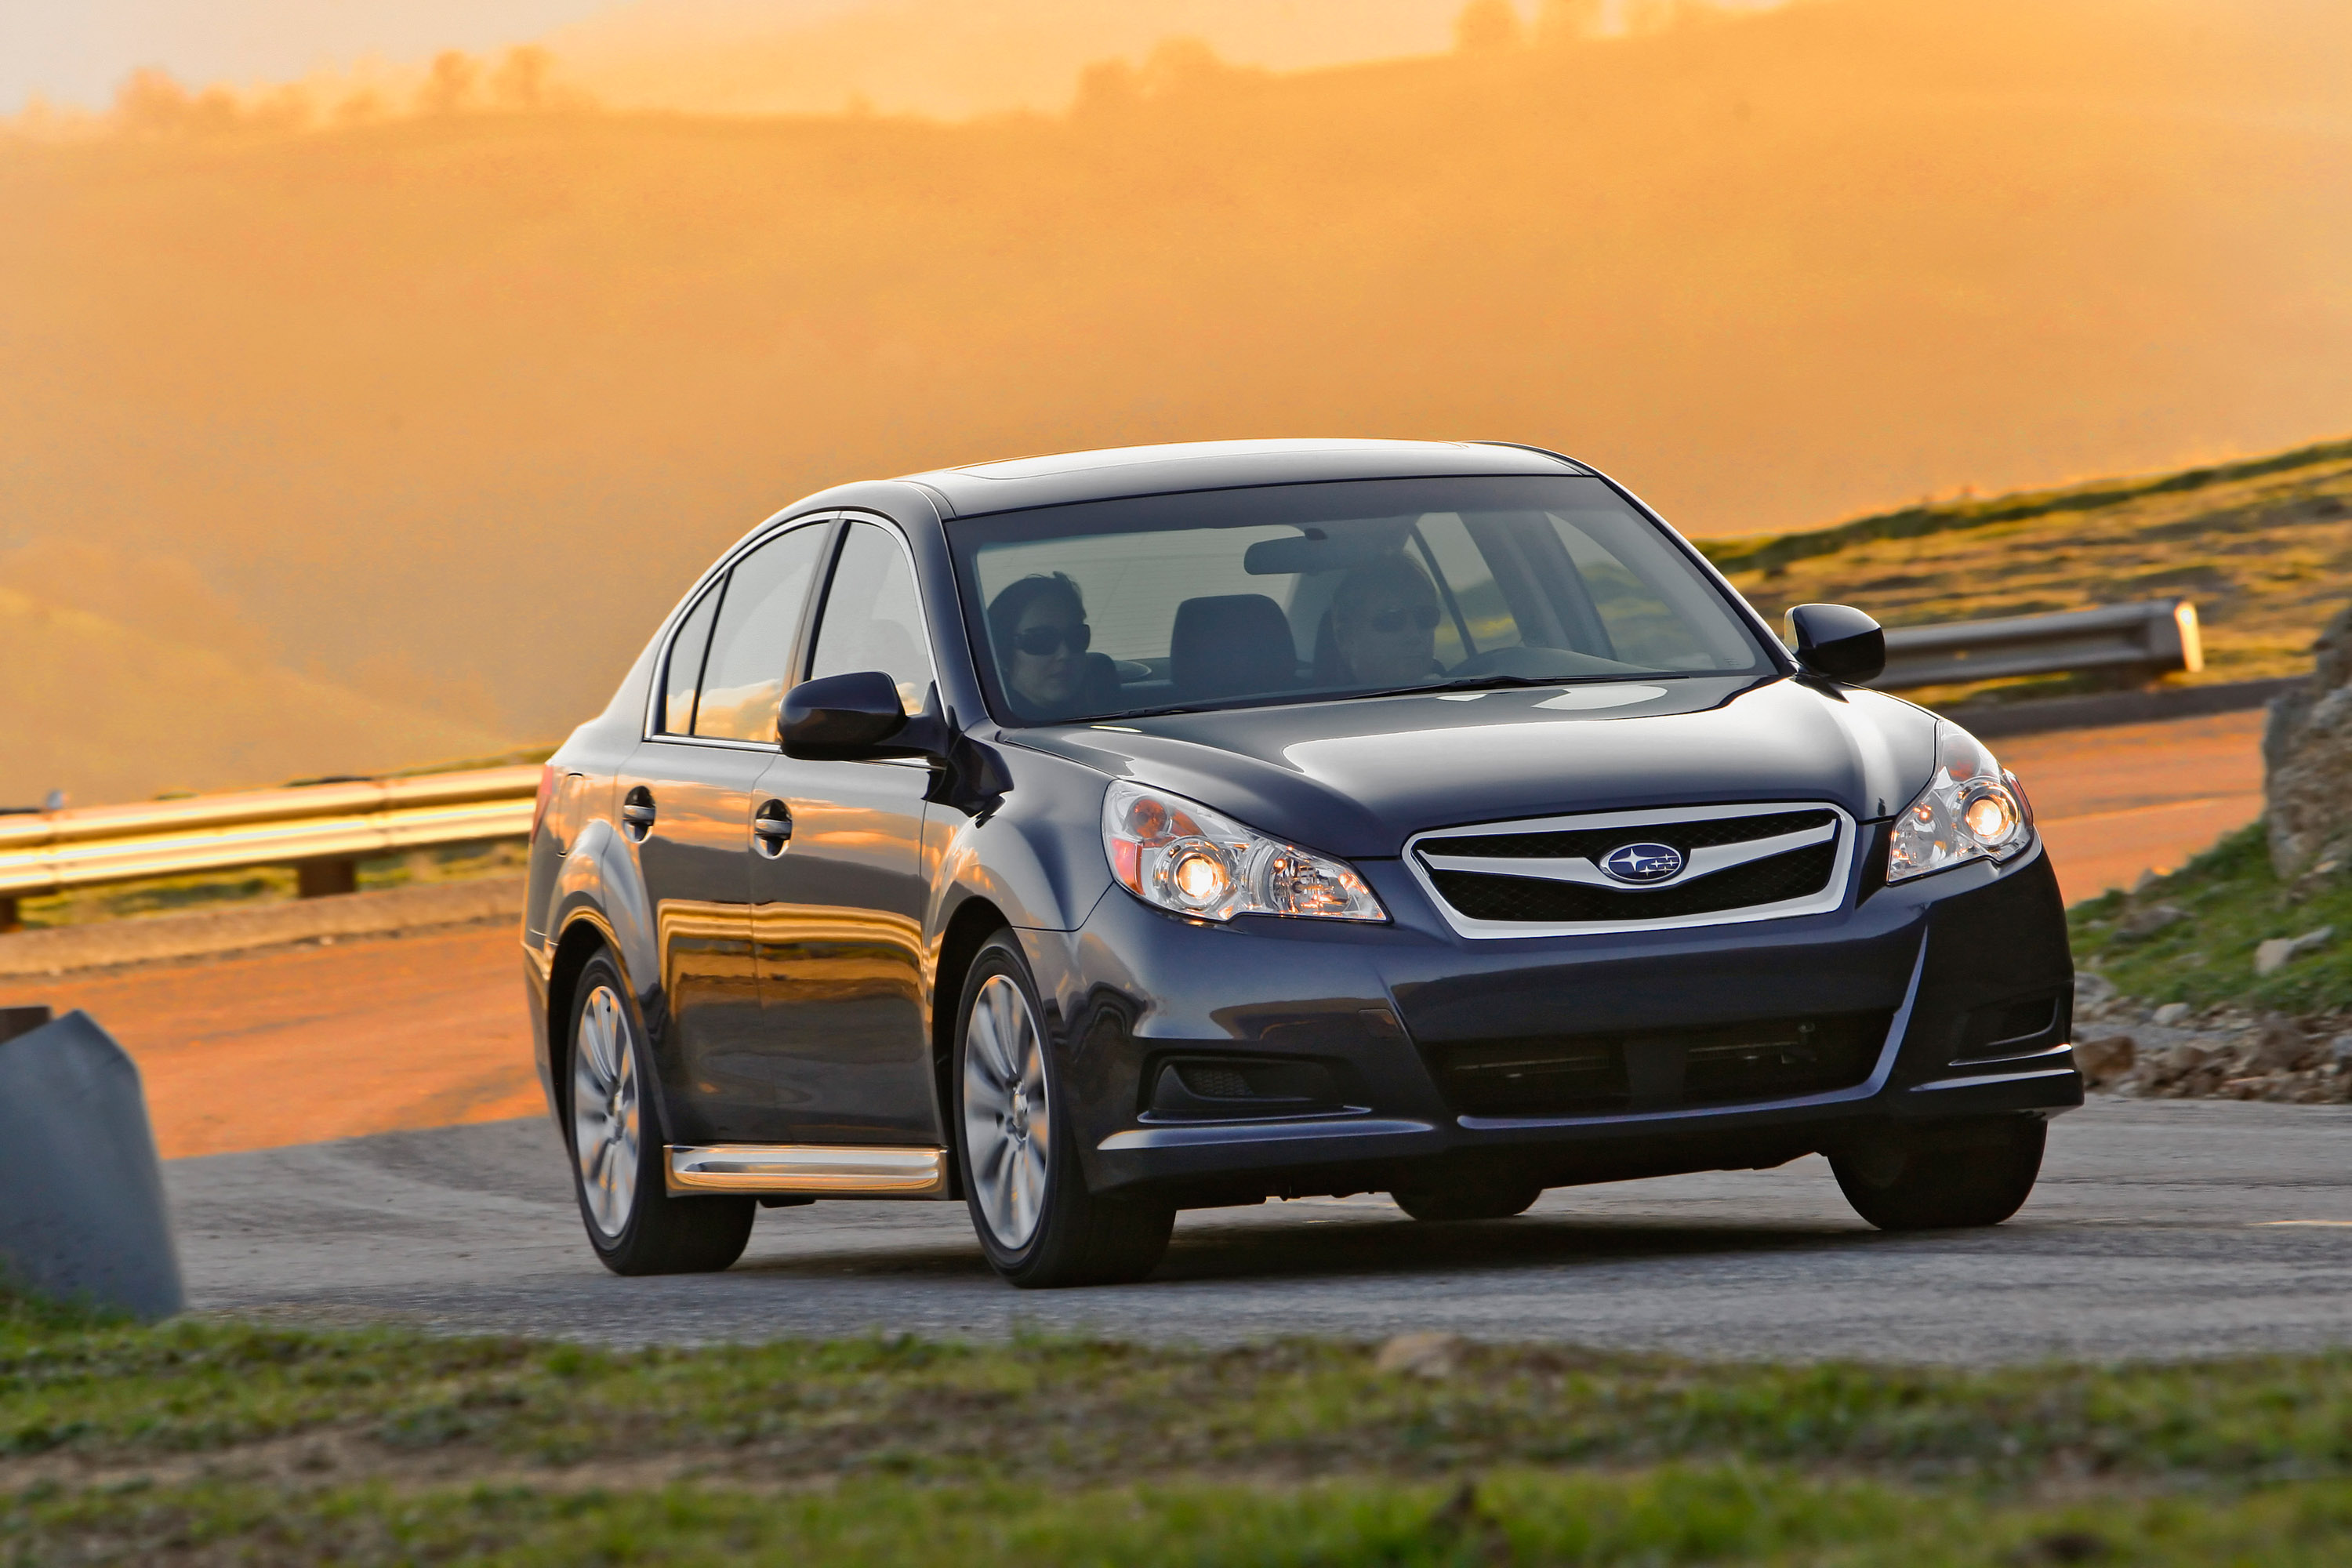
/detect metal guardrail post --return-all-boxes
[295,858,361,899]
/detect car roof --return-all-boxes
[896,437,1590,517]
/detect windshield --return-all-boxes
[951,475,1774,724]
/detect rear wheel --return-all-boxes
[567,953,753,1276]
[955,933,1173,1287]
[1390,1183,1543,1222]
[1831,1116,2046,1231]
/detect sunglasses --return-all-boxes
[1361,604,1441,634]
[1011,622,1091,657]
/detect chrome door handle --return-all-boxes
[752,801,793,855]
[620,788,656,841]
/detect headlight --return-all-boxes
[1886,722,2035,884]
[1102,780,1386,922]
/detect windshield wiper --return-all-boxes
[1334,673,1566,702]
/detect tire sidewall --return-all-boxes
[953,935,1072,1277]
[566,951,667,1265]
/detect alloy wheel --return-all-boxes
[572,982,640,1238]
[962,973,1051,1249]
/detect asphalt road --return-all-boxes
[170,1097,2352,1363]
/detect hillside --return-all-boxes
[2,0,2349,793]
[1705,436,2352,701]
[0,587,509,806]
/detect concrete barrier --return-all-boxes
[0,1010,185,1320]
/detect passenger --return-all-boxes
[988,572,1097,719]
[1327,554,1443,687]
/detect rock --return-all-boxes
[2151,1001,2193,1027]
[2331,1034,2352,1070]
[2253,927,2334,977]
[0,1011,185,1320]
[1374,1331,1465,1379]
[2074,973,2118,1012]
[2265,601,2352,878]
[2118,902,2186,939]
[2249,1014,2315,1073]
[2074,1034,2136,1087]
[2161,1041,2212,1077]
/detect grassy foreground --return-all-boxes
[2070,821,2352,1014]
[10,1287,2352,1565]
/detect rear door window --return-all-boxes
[657,586,721,735]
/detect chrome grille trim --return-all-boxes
[1406,800,1857,939]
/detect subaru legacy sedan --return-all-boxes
[523,439,2078,1287]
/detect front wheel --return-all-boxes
[954,934,1173,1288]
[567,953,753,1276]
[1831,1116,2047,1231]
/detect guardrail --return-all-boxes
[0,766,540,931]
[1871,599,2201,691]
[0,596,2222,931]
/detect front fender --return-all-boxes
[931,745,1115,935]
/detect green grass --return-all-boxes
[13,838,528,931]
[2068,822,2352,1014]
[18,1470,2352,1566]
[14,1285,2352,1562]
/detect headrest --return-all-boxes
[1171,593,1298,702]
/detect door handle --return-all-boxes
[752,800,793,855]
[620,788,656,841]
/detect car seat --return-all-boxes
[1171,594,1299,702]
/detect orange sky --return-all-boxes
[3,0,2349,802]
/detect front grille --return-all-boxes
[1428,1011,1890,1117]
[1433,808,1835,863]
[1411,804,1847,934]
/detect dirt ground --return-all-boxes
[0,924,540,1160]
[0,710,2270,1159]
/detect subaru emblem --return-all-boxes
[1602,841,1684,884]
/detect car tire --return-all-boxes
[954,932,1174,1288]
[1390,1183,1543,1221]
[566,952,754,1276]
[1831,1116,2047,1231]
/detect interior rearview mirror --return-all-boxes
[1784,603,1886,685]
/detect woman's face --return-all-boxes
[1006,598,1088,709]
[1335,584,1438,686]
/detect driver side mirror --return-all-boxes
[781,671,948,761]
[1784,604,1886,685]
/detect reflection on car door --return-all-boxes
[747,519,938,1144]
[619,518,831,1145]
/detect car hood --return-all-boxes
[1001,675,1942,859]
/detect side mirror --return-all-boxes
[1784,604,1886,685]
[781,671,920,760]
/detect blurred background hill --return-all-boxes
[3,0,2349,803]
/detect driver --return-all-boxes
[987,572,1098,719]
[1327,554,1443,687]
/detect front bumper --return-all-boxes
[1026,835,2078,1201]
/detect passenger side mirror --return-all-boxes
[1784,604,1886,685]
[781,671,916,760]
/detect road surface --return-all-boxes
[169,1098,2352,1363]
